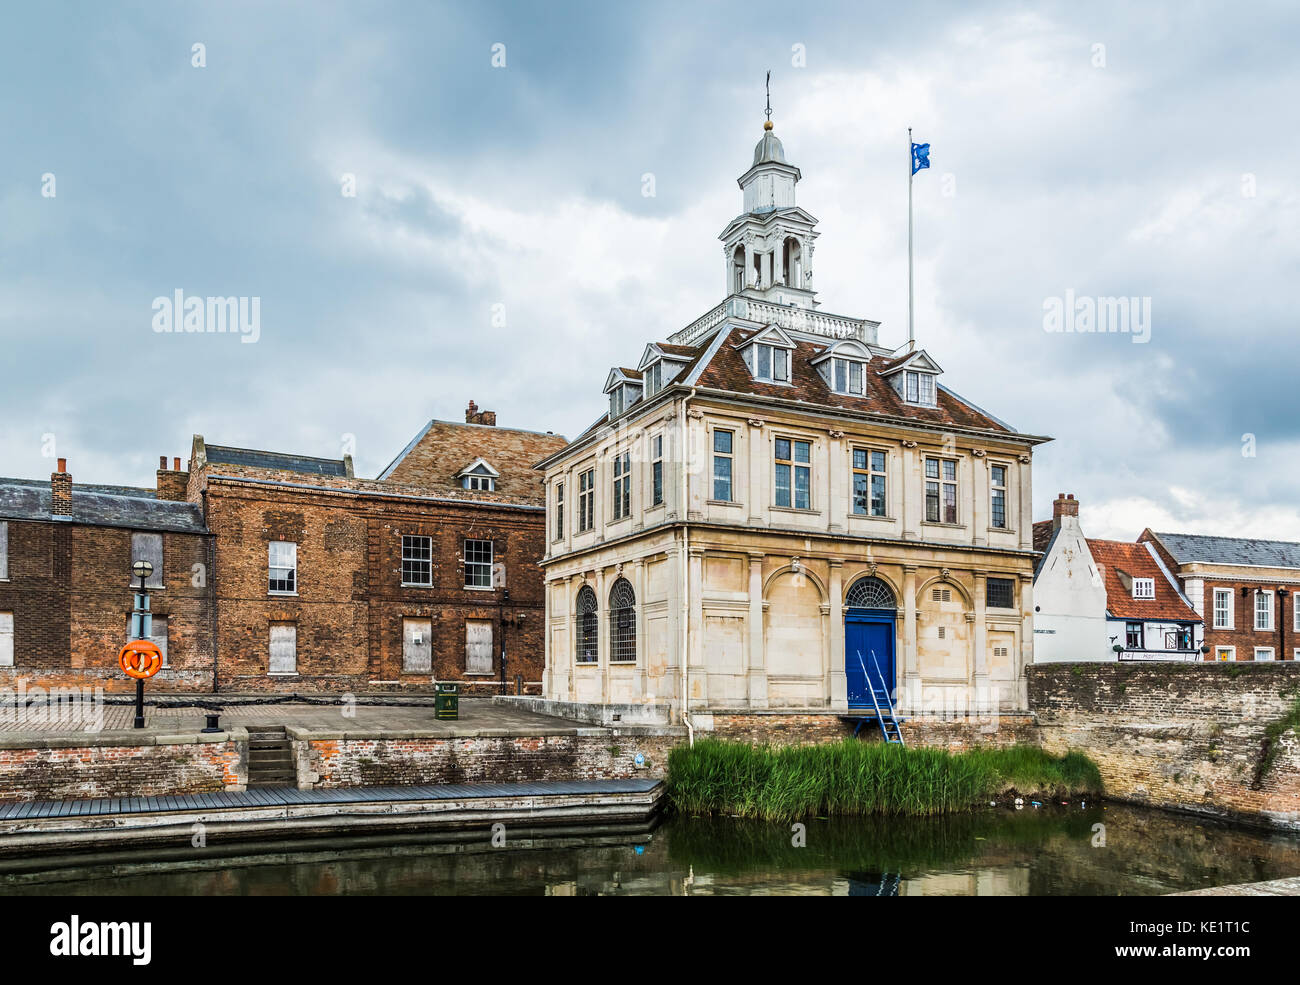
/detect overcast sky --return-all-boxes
[2,1,1297,541]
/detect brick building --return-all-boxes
[1,405,566,694]
[1140,530,1300,662]
[0,458,213,692]
[191,404,566,692]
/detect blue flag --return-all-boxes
[911,141,931,175]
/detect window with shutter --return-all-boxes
[465,620,493,674]
[269,623,297,674]
[403,618,433,673]
[130,532,164,588]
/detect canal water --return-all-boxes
[3,804,1298,895]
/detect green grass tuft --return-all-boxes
[666,739,1101,821]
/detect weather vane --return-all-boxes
[764,70,772,125]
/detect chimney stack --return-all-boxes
[465,400,497,427]
[156,454,189,501]
[1052,492,1079,528]
[51,459,72,517]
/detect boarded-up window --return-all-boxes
[466,619,493,675]
[0,612,12,668]
[126,613,169,668]
[131,532,164,588]
[403,618,433,674]
[0,522,8,580]
[269,623,297,674]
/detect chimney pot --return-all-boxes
[174,457,181,471]
[57,458,67,473]
[160,455,168,469]
[1052,492,1080,522]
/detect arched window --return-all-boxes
[608,578,637,663]
[846,576,895,610]
[575,586,598,663]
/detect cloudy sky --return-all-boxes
[2,1,1297,541]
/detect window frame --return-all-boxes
[0,611,11,668]
[1125,621,1144,650]
[651,434,664,507]
[400,534,433,587]
[1253,647,1275,662]
[1132,578,1155,600]
[989,463,1008,529]
[608,577,637,664]
[268,540,298,596]
[268,622,297,676]
[1215,646,1236,662]
[611,451,631,520]
[402,617,433,674]
[575,585,599,664]
[1213,587,1233,629]
[903,371,937,407]
[774,436,812,510]
[986,577,1017,610]
[1255,589,1273,631]
[577,468,595,532]
[753,342,791,383]
[0,520,8,580]
[851,447,888,517]
[924,457,959,524]
[463,538,494,590]
[554,481,564,540]
[832,357,866,395]
[712,428,734,502]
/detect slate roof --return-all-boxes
[204,444,348,477]
[0,478,207,534]
[1087,539,1200,622]
[1147,531,1300,570]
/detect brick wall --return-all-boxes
[295,728,675,787]
[1194,579,1295,661]
[1029,663,1300,828]
[0,732,245,802]
[700,711,1037,749]
[0,519,213,693]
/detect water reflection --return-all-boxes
[3,805,1297,896]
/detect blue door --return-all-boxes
[846,614,896,710]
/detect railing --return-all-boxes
[669,295,875,346]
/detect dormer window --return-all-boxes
[832,358,865,395]
[604,368,644,419]
[1132,578,1155,600]
[904,371,935,406]
[645,361,663,396]
[457,458,499,492]
[754,342,790,383]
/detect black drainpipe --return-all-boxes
[202,487,219,694]
[1278,587,1289,662]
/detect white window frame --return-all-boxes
[645,361,663,396]
[989,463,1009,529]
[651,434,664,506]
[554,481,565,540]
[1294,594,1300,633]
[1255,589,1273,631]
[1215,646,1235,662]
[463,473,495,491]
[1213,588,1233,629]
[401,535,433,587]
[712,429,734,502]
[268,541,297,595]
[1132,578,1155,600]
[753,342,790,383]
[832,357,865,395]
[611,451,631,520]
[904,371,936,407]
[464,538,494,589]
[1253,647,1275,662]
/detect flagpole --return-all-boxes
[907,127,914,349]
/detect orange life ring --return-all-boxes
[119,640,163,680]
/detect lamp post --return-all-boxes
[129,559,153,729]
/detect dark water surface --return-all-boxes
[3,804,1299,896]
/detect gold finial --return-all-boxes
[764,120,774,131]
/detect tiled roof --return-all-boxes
[1148,531,1300,570]
[1087,539,1200,622]
[693,328,1016,434]
[0,478,207,534]
[1032,519,1054,555]
[205,444,348,477]
[378,419,567,505]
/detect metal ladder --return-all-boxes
[856,650,905,745]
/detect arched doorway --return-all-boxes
[844,576,897,710]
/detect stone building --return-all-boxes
[537,120,1049,731]
[1140,530,1300,662]
[1033,495,1202,662]
[0,457,213,692]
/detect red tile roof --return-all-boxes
[1033,519,1054,554]
[1086,539,1201,622]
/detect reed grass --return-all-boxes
[666,739,1100,821]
